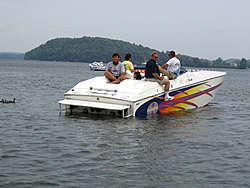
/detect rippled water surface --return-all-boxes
[1,60,250,187]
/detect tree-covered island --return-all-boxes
[24,36,249,69]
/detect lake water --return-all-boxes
[1,60,250,187]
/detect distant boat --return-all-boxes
[89,61,106,71]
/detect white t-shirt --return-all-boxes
[165,57,181,72]
[106,61,125,77]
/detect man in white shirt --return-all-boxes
[159,51,181,79]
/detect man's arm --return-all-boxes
[120,72,126,77]
[130,62,134,72]
[107,62,112,72]
[158,65,166,74]
[119,63,126,78]
[161,63,168,69]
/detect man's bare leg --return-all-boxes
[163,78,174,101]
[104,71,117,83]
[107,76,128,84]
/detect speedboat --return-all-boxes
[59,68,226,118]
[89,61,106,71]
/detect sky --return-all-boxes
[0,0,249,60]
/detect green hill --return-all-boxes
[24,36,249,68]
[25,37,165,64]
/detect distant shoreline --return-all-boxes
[1,50,249,69]
[0,52,25,60]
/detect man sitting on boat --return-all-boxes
[159,50,181,79]
[145,52,174,101]
[104,53,127,84]
[122,53,134,73]
[122,53,134,79]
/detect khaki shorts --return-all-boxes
[146,78,165,85]
[164,70,177,79]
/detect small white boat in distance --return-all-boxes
[89,61,106,71]
[59,68,226,118]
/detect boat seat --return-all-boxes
[180,68,187,75]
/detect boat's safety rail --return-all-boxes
[188,69,216,72]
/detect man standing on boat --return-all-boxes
[159,50,181,79]
[104,53,127,84]
[145,52,174,101]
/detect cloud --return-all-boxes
[0,24,6,29]
[50,24,70,32]
[213,24,228,33]
[60,24,70,29]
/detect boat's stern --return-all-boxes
[58,76,138,117]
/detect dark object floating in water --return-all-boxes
[1,98,16,104]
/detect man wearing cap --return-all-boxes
[159,50,181,79]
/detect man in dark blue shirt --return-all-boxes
[145,52,174,101]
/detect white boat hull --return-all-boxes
[59,69,226,117]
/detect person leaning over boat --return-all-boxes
[133,72,141,80]
[145,52,174,101]
[122,53,134,73]
[159,50,181,79]
[104,53,127,84]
